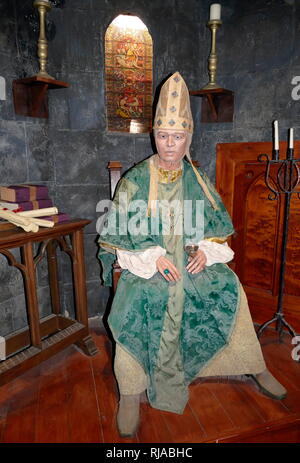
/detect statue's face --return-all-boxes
[155,129,188,168]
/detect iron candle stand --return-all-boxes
[257,147,300,339]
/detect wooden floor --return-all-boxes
[0,320,299,444]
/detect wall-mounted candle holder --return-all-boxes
[33,0,54,79]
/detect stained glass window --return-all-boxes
[105,15,153,133]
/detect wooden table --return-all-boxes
[0,219,98,386]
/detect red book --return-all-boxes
[40,213,71,224]
[0,199,53,211]
[0,184,49,202]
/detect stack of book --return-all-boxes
[0,184,70,229]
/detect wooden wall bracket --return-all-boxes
[190,87,234,123]
[13,76,69,119]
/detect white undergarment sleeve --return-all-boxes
[198,240,234,266]
[116,246,166,279]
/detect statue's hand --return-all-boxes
[186,250,207,274]
[156,256,181,282]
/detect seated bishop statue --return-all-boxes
[98,72,287,438]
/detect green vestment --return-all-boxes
[98,157,240,414]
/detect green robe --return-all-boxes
[98,157,240,414]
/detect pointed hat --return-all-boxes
[153,71,193,133]
[149,72,218,212]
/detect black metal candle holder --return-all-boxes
[256,147,300,339]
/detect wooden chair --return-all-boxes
[107,161,123,292]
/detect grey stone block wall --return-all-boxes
[198,0,300,181]
[0,0,204,335]
[0,0,299,337]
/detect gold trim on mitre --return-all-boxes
[153,72,193,133]
[151,72,219,212]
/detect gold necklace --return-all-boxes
[158,166,183,183]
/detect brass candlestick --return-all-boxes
[33,0,54,79]
[202,19,222,90]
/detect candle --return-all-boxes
[210,3,221,20]
[274,120,279,150]
[289,128,294,149]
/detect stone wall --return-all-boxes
[0,0,206,334]
[199,0,300,179]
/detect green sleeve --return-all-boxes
[97,247,116,287]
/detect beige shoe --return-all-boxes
[248,369,287,400]
[117,393,141,437]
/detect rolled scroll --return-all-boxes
[0,209,39,232]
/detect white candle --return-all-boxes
[289,128,294,149]
[210,3,221,20]
[274,120,279,150]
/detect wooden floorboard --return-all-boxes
[2,371,39,443]
[35,363,70,443]
[159,404,206,443]
[188,382,236,440]
[233,379,290,422]
[65,350,103,443]
[137,401,174,443]
[0,322,299,443]
[202,381,265,429]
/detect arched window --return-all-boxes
[105,14,153,133]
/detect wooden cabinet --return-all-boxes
[216,141,300,332]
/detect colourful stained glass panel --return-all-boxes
[105,16,153,133]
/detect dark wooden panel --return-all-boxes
[233,162,281,291]
[216,141,300,332]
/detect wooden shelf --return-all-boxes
[13,76,69,119]
[190,87,234,123]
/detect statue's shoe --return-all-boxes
[117,393,141,437]
[247,369,287,400]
